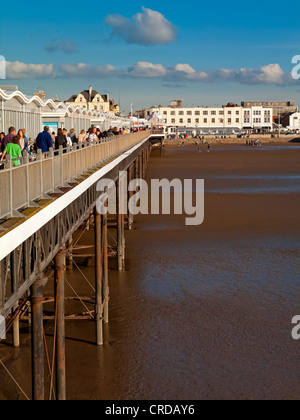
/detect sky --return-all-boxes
[1,0,300,113]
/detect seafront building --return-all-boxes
[65,86,120,114]
[138,101,273,136]
[288,112,300,132]
[241,101,298,119]
[0,88,131,138]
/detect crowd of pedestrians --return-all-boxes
[0,125,149,168]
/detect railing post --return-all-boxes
[5,155,14,218]
[59,146,63,187]
[67,145,71,182]
[23,151,30,209]
[49,147,54,193]
[37,149,43,199]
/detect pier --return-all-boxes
[0,129,163,400]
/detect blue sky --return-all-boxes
[1,0,300,112]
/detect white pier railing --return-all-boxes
[0,130,150,221]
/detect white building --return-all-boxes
[242,107,273,133]
[0,88,133,138]
[143,104,273,136]
[288,112,300,132]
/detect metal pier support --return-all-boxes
[116,178,125,271]
[94,207,103,345]
[31,276,46,400]
[128,163,134,230]
[102,203,109,324]
[10,251,20,348]
[55,250,66,400]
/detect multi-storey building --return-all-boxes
[143,102,273,135]
[241,101,297,119]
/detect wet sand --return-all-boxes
[1,144,300,400]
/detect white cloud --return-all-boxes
[4,60,294,87]
[106,7,177,46]
[6,61,55,79]
[45,40,77,54]
[59,63,117,78]
[215,64,285,85]
[125,62,167,78]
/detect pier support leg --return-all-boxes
[116,179,124,271]
[128,164,134,230]
[67,235,73,270]
[94,208,103,345]
[102,203,109,324]
[31,276,46,401]
[11,251,20,348]
[13,303,20,348]
[55,250,66,401]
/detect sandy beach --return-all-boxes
[0,144,299,400]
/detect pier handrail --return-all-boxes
[0,130,150,221]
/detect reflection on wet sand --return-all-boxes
[1,145,299,400]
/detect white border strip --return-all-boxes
[0,138,149,261]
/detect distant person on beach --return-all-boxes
[207,144,211,152]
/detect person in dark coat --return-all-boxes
[36,126,53,153]
[55,128,67,150]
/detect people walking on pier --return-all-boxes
[0,135,22,166]
[63,129,73,148]
[36,126,53,154]
[17,129,28,155]
[2,127,16,153]
[55,128,67,150]
[69,129,78,146]
[0,132,4,158]
[78,130,87,145]
[87,127,98,144]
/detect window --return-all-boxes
[163,111,167,115]
[195,118,200,124]
[228,111,232,115]
[204,118,208,123]
[171,119,176,124]
[236,111,239,115]
[187,111,192,115]
[236,118,239,123]
[187,118,192,124]
[212,118,216,123]
[228,118,232,123]
[211,111,216,115]
[179,111,184,116]
[195,111,200,116]
[219,111,224,115]
[171,111,175,116]
[179,118,184,124]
